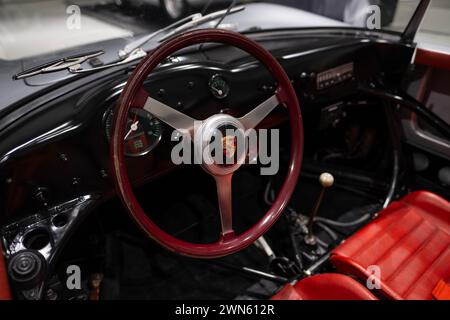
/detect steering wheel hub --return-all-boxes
[195,114,246,176]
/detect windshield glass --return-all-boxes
[0,0,423,61]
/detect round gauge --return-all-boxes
[209,74,230,99]
[104,107,162,157]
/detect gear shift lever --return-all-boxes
[304,172,334,246]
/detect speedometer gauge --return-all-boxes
[104,107,162,157]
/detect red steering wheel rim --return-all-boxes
[111,29,304,258]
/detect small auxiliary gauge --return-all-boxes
[208,74,230,99]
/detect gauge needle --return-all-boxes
[124,120,139,140]
[211,86,223,96]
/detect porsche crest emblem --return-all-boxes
[222,135,237,159]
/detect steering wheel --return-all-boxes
[111,29,304,258]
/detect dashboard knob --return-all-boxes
[8,250,47,292]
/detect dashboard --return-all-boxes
[0,33,414,224]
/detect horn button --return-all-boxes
[195,114,247,176]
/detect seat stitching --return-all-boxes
[352,209,414,259]
[371,216,426,270]
[401,241,450,298]
[384,225,438,283]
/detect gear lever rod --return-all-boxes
[304,173,334,246]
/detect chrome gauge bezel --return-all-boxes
[208,74,230,99]
[103,106,163,157]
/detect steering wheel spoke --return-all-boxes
[239,92,281,130]
[136,89,197,138]
[214,174,235,240]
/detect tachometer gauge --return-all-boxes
[104,107,162,157]
[209,74,230,99]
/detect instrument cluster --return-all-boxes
[103,73,235,157]
[103,106,163,157]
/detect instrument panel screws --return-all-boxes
[33,187,49,206]
[100,170,108,179]
[157,89,166,97]
[72,177,81,187]
[59,153,68,162]
[261,84,275,93]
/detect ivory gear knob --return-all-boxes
[304,172,335,247]
[319,172,334,188]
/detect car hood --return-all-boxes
[0,2,346,113]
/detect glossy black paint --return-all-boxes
[0,31,415,223]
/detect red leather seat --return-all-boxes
[271,274,377,300]
[0,244,11,300]
[331,191,450,300]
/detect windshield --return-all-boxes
[0,0,424,61]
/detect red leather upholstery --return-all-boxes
[271,274,377,300]
[331,191,450,300]
[0,244,11,300]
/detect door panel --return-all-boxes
[401,48,450,197]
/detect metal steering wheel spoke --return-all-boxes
[139,91,197,138]
[214,173,235,240]
[238,92,281,130]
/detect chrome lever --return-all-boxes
[304,172,334,246]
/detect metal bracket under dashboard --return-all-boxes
[1,194,99,267]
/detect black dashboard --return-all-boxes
[0,32,414,223]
